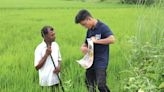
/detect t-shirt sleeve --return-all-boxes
[55,43,62,61]
[101,25,113,38]
[34,47,42,67]
[58,48,62,61]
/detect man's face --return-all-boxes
[46,28,56,42]
[80,18,93,29]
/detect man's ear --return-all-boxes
[88,16,93,20]
[43,35,47,41]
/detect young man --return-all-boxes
[75,9,115,92]
[34,26,62,91]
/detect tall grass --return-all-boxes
[120,2,164,92]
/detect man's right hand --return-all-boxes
[45,45,52,56]
[35,45,52,71]
[81,44,88,54]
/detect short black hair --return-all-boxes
[41,26,53,38]
[75,9,92,24]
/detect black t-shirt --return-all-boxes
[85,20,113,69]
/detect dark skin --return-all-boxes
[35,28,61,74]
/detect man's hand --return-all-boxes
[45,45,52,56]
[81,44,88,54]
[53,66,60,74]
[35,46,51,71]
[91,35,115,45]
[91,36,97,43]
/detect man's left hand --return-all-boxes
[53,66,60,74]
[91,36,97,43]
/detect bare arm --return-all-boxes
[35,46,51,70]
[35,54,49,70]
[91,35,115,45]
[53,60,62,74]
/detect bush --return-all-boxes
[121,0,155,5]
[120,4,164,92]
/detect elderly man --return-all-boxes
[34,26,62,91]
